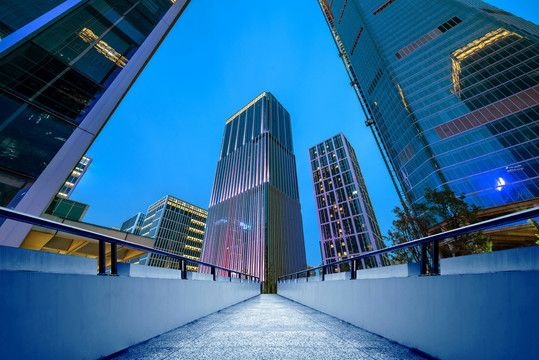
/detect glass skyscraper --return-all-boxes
[57,156,92,198]
[318,0,538,212]
[310,133,389,271]
[120,212,146,235]
[0,0,190,246]
[200,92,306,291]
[139,195,207,272]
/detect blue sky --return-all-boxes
[72,0,537,267]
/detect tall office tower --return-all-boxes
[317,0,538,213]
[139,195,207,271]
[310,133,390,271]
[201,92,307,291]
[0,0,191,246]
[57,156,92,199]
[120,212,146,235]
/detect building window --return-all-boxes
[395,17,462,60]
[373,0,397,16]
[338,0,347,24]
[350,27,363,55]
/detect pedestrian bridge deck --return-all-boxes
[108,294,428,360]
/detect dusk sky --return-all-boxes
[71,0,537,267]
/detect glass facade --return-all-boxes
[310,133,389,271]
[200,92,307,290]
[120,211,146,235]
[45,196,89,221]
[140,195,207,272]
[318,0,538,211]
[57,156,92,198]
[0,1,65,39]
[0,0,190,247]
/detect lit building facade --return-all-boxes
[57,156,92,198]
[310,133,389,271]
[200,92,307,290]
[0,0,191,246]
[140,195,207,271]
[317,0,538,212]
[120,212,146,235]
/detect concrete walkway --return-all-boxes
[108,295,429,360]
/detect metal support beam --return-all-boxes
[110,243,118,276]
[432,240,440,275]
[350,259,357,280]
[98,240,106,275]
[421,243,428,275]
[180,259,187,280]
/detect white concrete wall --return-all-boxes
[0,245,96,274]
[441,245,539,275]
[279,248,539,360]
[0,253,259,360]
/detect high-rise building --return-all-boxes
[57,156,92,199]
[317,0,538,213]
[0,0,191,246]
[309,133,389,271]
[120,212,146,235]
[139,195,207,272]
[200,92,307,291]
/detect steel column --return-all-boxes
[110,243,118,276]
[180,259,187,279]
[420,243,428,275]
[432,240,440,275]
[350,259,357,280]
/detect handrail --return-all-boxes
[0,206,259,281]
[279,206,539,281]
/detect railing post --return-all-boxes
[180,259,187,279]
[306,270,309,282]
[420,243,428,275]
[98,240,106,275]
[350,259,357,280]
[432,240,440,275]
[229,270,232,282]
[211,266,216,281]
[321,267,325,281]
[110,243,118,276]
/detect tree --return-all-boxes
[262,262,276,294]
[424,188,491,257]
[386,201,433,264]
[386,188,491,263]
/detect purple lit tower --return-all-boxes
[200,92,306,292]
[309,133,389,271]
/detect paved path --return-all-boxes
[109,295,429,360]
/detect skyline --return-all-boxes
[70,0,538,267]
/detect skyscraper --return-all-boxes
[310,133,389,271]
[0,0,191,246]
[317,0,538,213]
[120,212,146,235]
[140,195,207,272]
[57,156,92,199]
[201,92,306,291]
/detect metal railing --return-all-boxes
[0,206,259,282]
[278,206,539,282]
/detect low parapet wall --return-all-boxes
[0,247,259,360]
[279,246,539,360]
